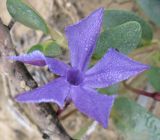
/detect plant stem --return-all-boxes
[0,19,73,140]
[59,109,77,120]
[123,82,160,101]
[49,26,68,49]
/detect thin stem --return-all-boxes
[59,109,77,120]
[8,19,15,30]
[123,82,160,101]
[130,39,160,58]
[0,19,73,140]
[49,26,68,49]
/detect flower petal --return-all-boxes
[16,77,70,108]
[71,86,115,128]
[65,8,104,71]
[84,48,150,88]
[9,51,70,76]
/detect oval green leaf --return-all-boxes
[112,97,160,140]
[43,40,62,57]
[7,0,49,34]
[94,21,142,59]
[103,10,153,44]
[136,0,160,26]
[28,40,62,57]
[28,44,44,53]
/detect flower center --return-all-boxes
[66,68,84,86]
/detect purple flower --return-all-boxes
[10,8,149,128]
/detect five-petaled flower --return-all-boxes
[10,8,149,128]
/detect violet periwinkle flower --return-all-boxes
[10,8,149,128]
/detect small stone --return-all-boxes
[20,81,26,89]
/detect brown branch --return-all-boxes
[7,19,15,30]
[59,109,77,120]
[123,81,160,101]
[0,19,73,140]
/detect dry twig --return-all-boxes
[0,19,73,140]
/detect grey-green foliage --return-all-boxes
[112,97,160,140]
[7,0,49,34]
[28,40,62,57]
[136,0,160,26]
[103,10,153,42]
[94,21,142,59]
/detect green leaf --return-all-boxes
[43,40,62,57]
[136,0,160,26]
[99,84,119,95]
[147,67,160,92]
[28,44,44,53]
[7,0,49,34]
[103,10,153,43]
[94,21,142,59]
[112,97,160,140]
[28,40,62,57]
